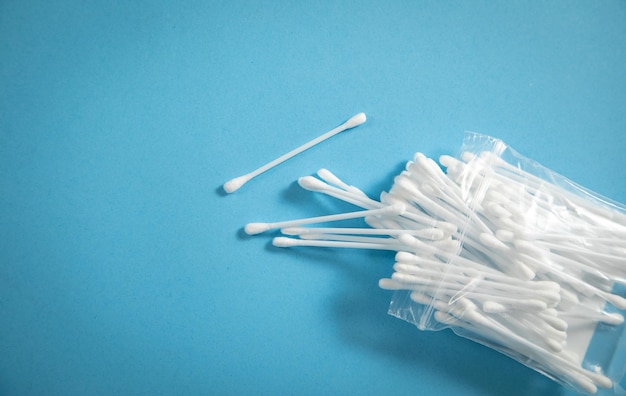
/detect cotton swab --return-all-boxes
[272,237,404,251]
[281,226,445,240]
[244,203,405,235]
[223,112,367,193]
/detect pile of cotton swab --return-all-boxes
[243,136,626,394]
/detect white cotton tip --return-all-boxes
[413,152,426,162]
[485,202,512,218]
[388,203,407,216]
[543,308,559,317]
[482,301,507,313]
[461,151,477,163]
[434,311,459,325]
[526,299,549,311]
[485,189,509,205]
[437,222,458,235]
[245,222,272,235]
[532,289,562,306]
[378,278,403,290]
[316,168,344,187]
[390,178,416,200]
[433,239,460,252]
[395,251,418,263]
[545,338,565,354]
[542,315,568,332]
[427,228,446,240]
[298,176,327,192]
[604,312,625,326]
[439,154,461,169]
[537,291,561,307]
[457,297,479,312]
[409,291,431,306]
[421,157,448,182]
[223,175,249,193]
[592,373,613,390]
[272,237,298,247]
[605,293,626,310]
[398,233,418,247]
[343,112,367,129]
[513,261,536,281]
[462,306,488,326]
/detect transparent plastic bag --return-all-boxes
[383,132,626,395]
[244,131,626,394]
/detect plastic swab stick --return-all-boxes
[244,203,405,235]
[272,237,404,251]
[223,112,367,193]
[281,226,445,240]
[298,233,400,245]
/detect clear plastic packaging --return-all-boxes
[245,132,626,394]
[383,133,626,395]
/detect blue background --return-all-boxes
[2,1,626,395]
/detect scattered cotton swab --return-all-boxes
[223,112,366,193]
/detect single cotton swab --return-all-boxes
[223,112,367,193]
[244,203,405,235]
[272,237,404,251]
[281,226,445,240]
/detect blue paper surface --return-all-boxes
[1,1,625,395]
